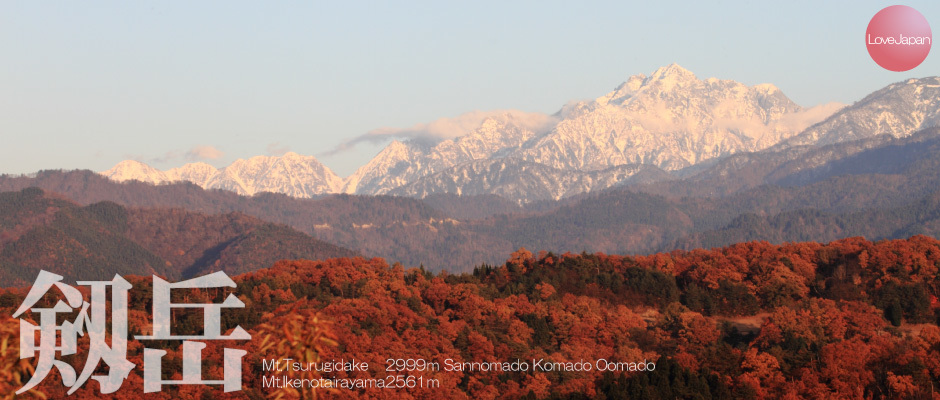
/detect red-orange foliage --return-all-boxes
[1,236,940,398]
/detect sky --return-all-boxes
[1,1,938,177]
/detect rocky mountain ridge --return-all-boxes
[102,65,938,203]
[105,152,343,198]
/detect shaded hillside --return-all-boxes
[0,188,357,287]
[0,171,492,269]
[477,190,695,255]
[421,193,523,220]
[672,191,940,251]
[0,188,170,287]
[634,127,940,203]
[0,171,444,224]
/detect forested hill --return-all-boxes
[2,236,939,398]
[0,187,357,287]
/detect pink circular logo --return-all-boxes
[866,5,932,72]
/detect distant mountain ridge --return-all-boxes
[382,64,846,202]
[10,127,940,273]
[100,65,939,203]
[0,187,358,287]
[105,152,343,198]
[775,76,940,149]
[518,64,812,171]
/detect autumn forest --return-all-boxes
[2,235,940,399]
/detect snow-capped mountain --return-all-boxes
[518,64,834,171]
[343,114,546,195]
[775,77,940,149]
[104,160,169,185]
[165,162,219,187]
[387,159,671,201]
[100,65,938,204]
[204,152,343,197]
[347,64,840,201]
[103,152,343,198]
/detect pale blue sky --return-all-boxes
[1,1,938,177]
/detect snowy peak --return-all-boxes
[165,162,219,187]
[596,64,790,112]
[752,83,780,95]
[596,77,644,106]
[208,153,342,198]
[342,65,832,201]
[103,160,168,184]
[342,140,414,194]
[524,65,815,173]
[778,76,940,148]
[645,63,698,90]
[344,112,548,195]
[103,153,342,198]
[99,66,936,204]
[211,153,344,197]
[650,63,695,79]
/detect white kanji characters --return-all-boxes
[136,271,251,393]
[14,270,250,395]
[143,341,247,393]
[72,276,135,394]
[13,270,133,395]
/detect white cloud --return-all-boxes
[323,109,558,156]
[185,145,224,161]
[775,102,846,132]
[266,142,291,156]
[138,145,223,166]
[144,150,181,165]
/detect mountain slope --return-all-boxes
[343,113,548,195]
[777,77,940,149]
[347,64,839,202]
[0,172,490,270]
[0,188,171,286]
[206,152,343,197]
[8,124,940,273]
[389,158,671,202]
[103,152,343,198]
[0,188,358,287]
[103,160,169,185]
[518,64,828,172]
[101,65,845,203]
[670,190,940,251]
[94,70,939,205]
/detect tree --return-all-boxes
[256,305,339,400]
[0,315,44,400]
[885,300,903,327]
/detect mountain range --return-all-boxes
[6,125,940,273]
[6,65,940,273]
[105,152,343,197]
[105,64,940,204]
[6,64,940,399]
